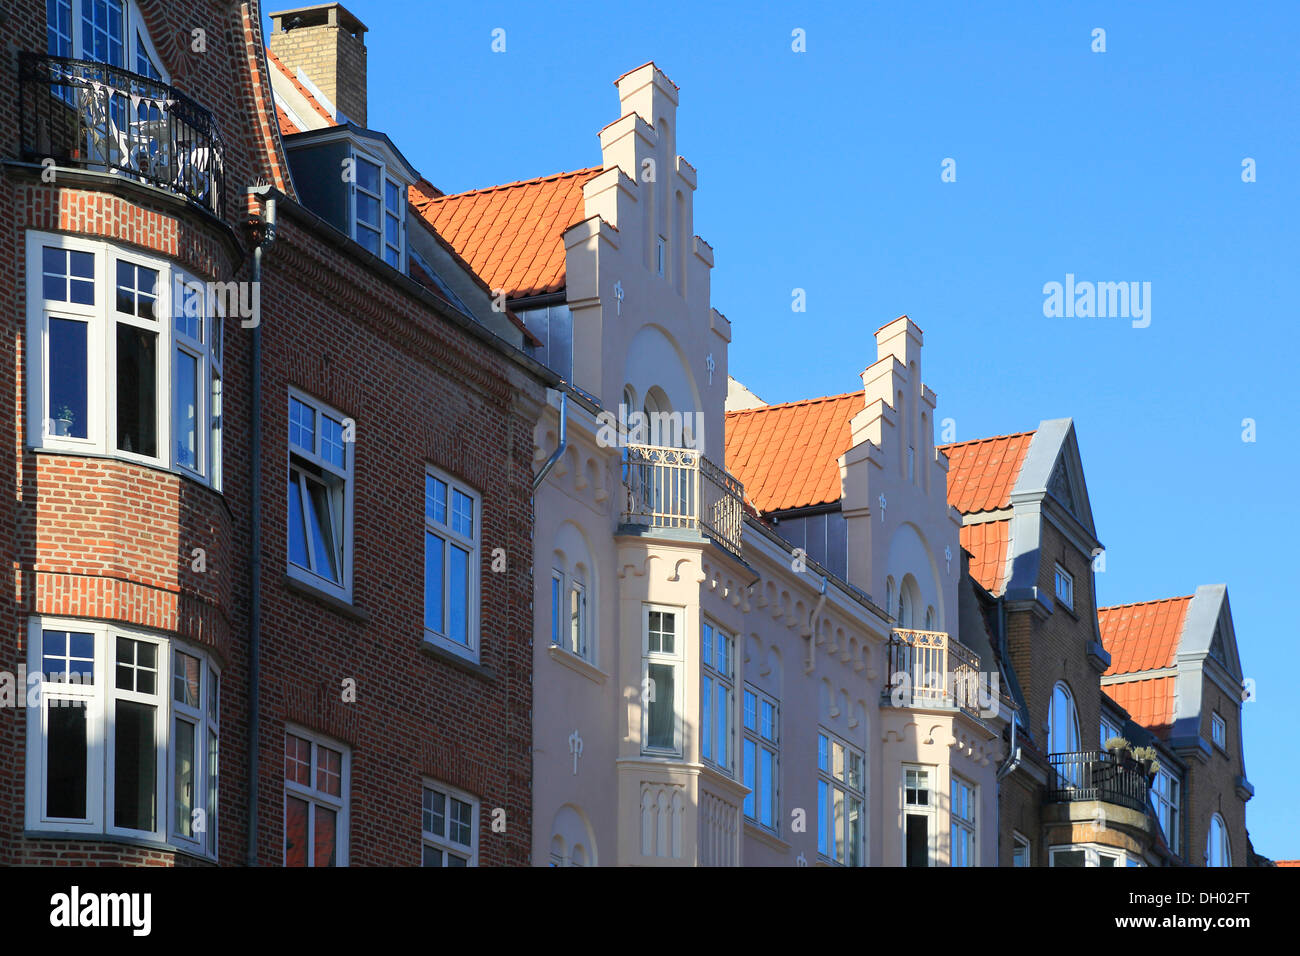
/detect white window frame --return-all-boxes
[1048,681,1080,756]
[283,726,350,867]
[350,148,406,270]
[742,684,779,832]
[817,728,865,867]
[1054,563,1074,610]
[24,616,219,858]
[700,620,734,775]
[47,0,167,78]
[1150,766,1180,855]
[1012,831,1031,867]
[423,465,480,660]
[1210,712,1226,750]
[1100,713,1124,748]
[421,780,478,866]
[641,604,683,757]
[549,570,563,648]
[25,232,223,489]
[950,774,977,867]
[903,764,935,867]
[287,388,354,602]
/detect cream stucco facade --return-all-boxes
[531,63,1005,867]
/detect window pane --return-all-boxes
[743,690,756,731]
[114,699,157,831]
[425,532,444,633]
[207,728,219,854]
[646,662,675,750]
[742,739,756,817]
[422,845,443,867]
[210,372,222,488]
[385,179,401,210]
[115,261,158,320]
[817,780,829,855]
[320,415,346,469]
[386,214,400,246]
[702,624,712,672]
[288,473,309,570]
[426,476,447,525]
[43,630,94,682]
[451,489,473,538]
[761,701,775,742]
[173,650,200,707]
[425,789,446,837]
[701,677,711,761]
[550,576,561,645]
[46,700,88,818]
[174,718,196,837]
[48,317,89,439]
[317,747,342,797]
[289,397,314,452]
[317,807,344,862]
[115,637,156,694]
[848,797,862,866]
[174,278,203,340]
[285,795,309,866]
[356,158,380,194]
[357,227,380,255]
[449,545,469,645]
[447,853,468,867]
[284,734,310,785]
[306,478,340,582]
[760,749,775,826]
[116,324,157,456]
[174,348,199,470]
[715,684,729,768]
[449,797,472,846]
[384,245,400,268]
[356,193,379,227]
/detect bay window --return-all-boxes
[424,467,479,659]
[25,617,219,858]
[26,233,224,489]
[701,620,733,774]
[1150,766,1180,854]
[642,606,682,755]
[288,390,353,601]
[817,730,864,866]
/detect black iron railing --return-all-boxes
[19,52,225,217]
[1046,750,1152,813]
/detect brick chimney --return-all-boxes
[269,3,368,127]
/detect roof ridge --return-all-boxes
[724,389,862,417]
[1099,595,1196,612]
[265,47,336,126]
[937,429,1037,451]
[423,167,604,205]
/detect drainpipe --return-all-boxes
[245,187,277,866]
[532,390,567,490]
[804,573,828,674]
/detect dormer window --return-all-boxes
[352,151,405,269]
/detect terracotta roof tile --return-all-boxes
[724,391,862,513]
[961,520,1011,594]
[1277,860,1300,867]
[411,167,602,299]
[939,431,1035,514]
[1103,677,1177,739]
[1098,596,1193,676]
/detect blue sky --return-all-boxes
[282,0,1299,858]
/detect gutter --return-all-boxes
[532,390,567,490]
[245,185,278,866]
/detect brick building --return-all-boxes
[1,0,550,866]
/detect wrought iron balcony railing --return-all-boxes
[621,443,744,558]
[1045,750,1152,813]
[19,52,225,217]
[884,628,984,718]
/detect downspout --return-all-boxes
[532,390,567,490]
[804,573,828,675]
[246,187,277,866]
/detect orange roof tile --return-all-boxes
[1103,677,1176,738]
[1277,860,1300,867]
[275,104,301,135]
[939,432,1035,514]
[1099,597,1193,676]
[411,167,602,300]
[266,48,336,128]
[724,391,862,513]
[961,520,1010,594]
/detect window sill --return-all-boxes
[1054,597,1078,620]
[283,574,368,622]
[547,644,607,685]
[743,820,790,853]
[420,639,495,683]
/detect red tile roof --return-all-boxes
[939,431,1035,515]
[266,48,336,129]
[1103,677,1177,738]
[961,520,1010,594]
[410,167,603,299]
[1277,860,1300,867]
[724,391,862,513]
[1099,597,1193,676]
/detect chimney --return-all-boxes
[269,3,368,127]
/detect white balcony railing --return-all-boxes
[621,444,744,558]
[885,628,983,717]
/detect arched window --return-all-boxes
[1206,814,1231,867]
[1048,682,1080,755]
[924,607,935,631]
[899,588,914,627]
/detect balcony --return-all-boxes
[19,53,225,217]
[621,443,744,559]
[1045,751,1152,814]
[884,628,984,718]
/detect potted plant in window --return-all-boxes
[52,405,75,437]
[1132,745,1160,778]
